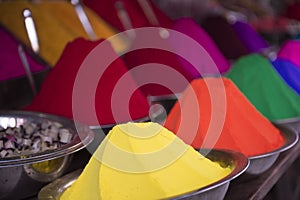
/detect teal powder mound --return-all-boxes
[225,54,300,121]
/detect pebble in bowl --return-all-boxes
[0,110,94,200]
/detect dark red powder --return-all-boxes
[83,0,172,31]
[24,38,149,126]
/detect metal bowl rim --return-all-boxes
[248,128,298,160]
[88,115,151,129]
[38,149,249,200]
[171,148,249,199]
[272,116,300,124]
[147,93,181,102]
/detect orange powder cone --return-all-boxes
[164,77,285,157]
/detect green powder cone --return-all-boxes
[225,54,300,121]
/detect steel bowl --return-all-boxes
[245,126,298,176]
[0,110,94,200]
[273,117,300,134]
[38,149,249,200]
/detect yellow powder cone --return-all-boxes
[61,122,232,200]
[0,1,128,66]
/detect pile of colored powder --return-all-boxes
[60,122,232,200]
[171,18,230,74]
[83,0,172,31]
[225,54,300,121]
[84,0,179,97]
[272,58,300,96]
[0,1,128,66]
[231,20,269,53]
[123,17,231,96]
[277,40,300,69]
[123,48,191,96]
[24,38,149,126]
[0,26,47,81]
[164,77,285,157]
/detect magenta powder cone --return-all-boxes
[277,40,300,69]
[0,26,46,81]
[171,17,230,74]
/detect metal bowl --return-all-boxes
[273,117,300,134]
[38,149,249,200]
[245,127,298,176]
[0,110,94,200]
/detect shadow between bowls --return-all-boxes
[0,67,50,110]
[0,110,94,200]
[38,148,249,200]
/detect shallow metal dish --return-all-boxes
[0,110,94,200]
[245,127,298,176]
[38,149,249,200]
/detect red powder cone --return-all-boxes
[24,38,149,126]
[164,77,285,157]
[123,48,194,96]
[83,0,185,96]
[123,17,231,96]
[123,18,231,96]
